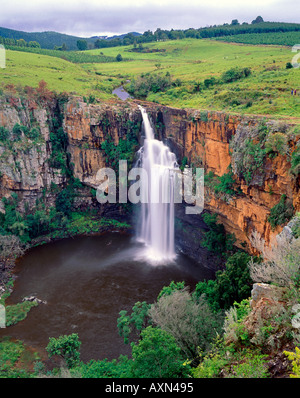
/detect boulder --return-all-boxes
[22,295,47,304]
[250,282,284,308]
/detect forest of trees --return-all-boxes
[0,36,40,48]
[93,20,300,49]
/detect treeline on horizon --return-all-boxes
[94,19,300,49]
[0,36,41,48]
[1,18,300,52]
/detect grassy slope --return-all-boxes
[1,50,122,100]
[1,38,299,119]
[91,39,300,118]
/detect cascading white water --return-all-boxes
[137,105,178,262]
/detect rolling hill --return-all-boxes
[0,26,99,50]
[0,26,142,50]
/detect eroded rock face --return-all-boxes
[63,98,142,186]
[0,97,143,212]
[0,96,298,254]
[0,98,65,211]
[141,104,299,251]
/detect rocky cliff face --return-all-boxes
[0,95,299,255]
[63,98,142,186]
[0,97,65,212]
[142,103,299,251]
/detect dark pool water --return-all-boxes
[0,233,214,362]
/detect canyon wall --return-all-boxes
[0,95,299,256]
[144,104,299,251]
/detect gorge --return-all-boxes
[0,94,298,257]
[0,90,299,371]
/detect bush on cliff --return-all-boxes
[194,251,253,311]
[149,288,224,360]
[201,212,236,257]
[267,194,294,230]
[290,141,300,178]
[204,170,237,201]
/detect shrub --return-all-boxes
[49,126,68,170]
[10,123,41,142]
[223,299,251,346]
[290,141,300,177]
[117,301,151,344]
[214,253,253,309]
[204,77,217,88]
[26,127,40,140]
[196,252,253,311]
[55,188,74,217]
[128,72,172,98]
[12,124,23,141]
[101,133,139,170]
[5,301,38,327]
[213,171,236,197]
[157,281,186,300]
[0,338,33,378]
[229,352,269,378]
[265,132,288,157]
[0,126,9,142]
[180,156,188,171]
[284,347,300,378]
[192,337,228,378]
[88,94,96,104]
[221,67,251,83]
[130,326,190,378]
[149,288,224,359]
[200,111,208,122]
[249,230,300,289]
[201,213,236,257]
[73,355,132,378]
[46,333,81,368]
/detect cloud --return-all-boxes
[0,0,299,37]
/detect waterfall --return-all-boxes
[136,105,178,262]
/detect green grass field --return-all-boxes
[1,50,122,100]
[1,38,299,119]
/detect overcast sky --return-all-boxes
[1,0,299,37]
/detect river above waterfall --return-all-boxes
[0,233,214,362]
[112,85,131,100]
